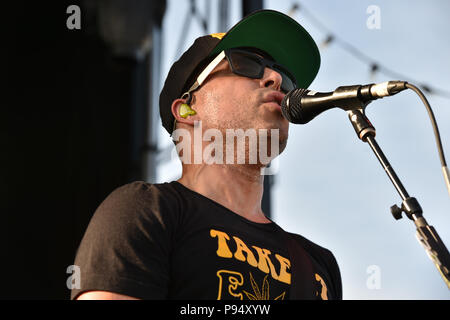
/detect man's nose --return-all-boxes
[260,67,283,91]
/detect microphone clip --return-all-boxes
[347,109,376,141]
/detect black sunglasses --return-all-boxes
[224,48,297,94]
[173,48,297,134]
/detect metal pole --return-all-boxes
[144,23,162,183]
[242,0,263,16]
[241,0,271,218]
[218,0,229,32]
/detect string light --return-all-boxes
[370,63,379,80]
[320,34,334,49]
[289,2,450,99]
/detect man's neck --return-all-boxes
[177,164,271,224]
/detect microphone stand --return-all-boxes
[347,108,450,289]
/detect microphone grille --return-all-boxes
[281,88,309,124]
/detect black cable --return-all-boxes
[406,83,447,167]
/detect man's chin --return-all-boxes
[266,125,288,154]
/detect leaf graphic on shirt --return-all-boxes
[243,291,258,300]
[249,272,261,298]
[262,275,269,300]
[242,272,284,300]
[274,291,286,300]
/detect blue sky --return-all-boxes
[155,0,450,299]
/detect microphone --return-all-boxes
[281,81,408,124]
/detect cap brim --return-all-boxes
[209,10,320,89]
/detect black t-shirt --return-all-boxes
[71,181,342,300]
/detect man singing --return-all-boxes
[71,9,342,300]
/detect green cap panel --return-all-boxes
[210,10,320,88]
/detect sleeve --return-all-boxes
[324,250,343,300]
[291,233,343,300]
[70,182,179,300]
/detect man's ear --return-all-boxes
[171,98,198,126]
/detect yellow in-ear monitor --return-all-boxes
[179,103,197,118]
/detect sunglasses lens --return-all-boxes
[228,51,263,78]
[280,73,296,93]
[272,65,296,93]
[228,50,297,93]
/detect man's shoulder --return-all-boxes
[285,231,337,267]
[84,180,185,237]
[287,232,329,252]
[285,230,342,299]
[113,180,175,194]
[94,180,183,220]
[109,180,181,203]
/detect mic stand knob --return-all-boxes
[390,197,423,221]
[390,204,403,220]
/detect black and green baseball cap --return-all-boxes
[159,9,320,134]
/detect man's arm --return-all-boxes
[76,291,140,300]
[70,182,175,300]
